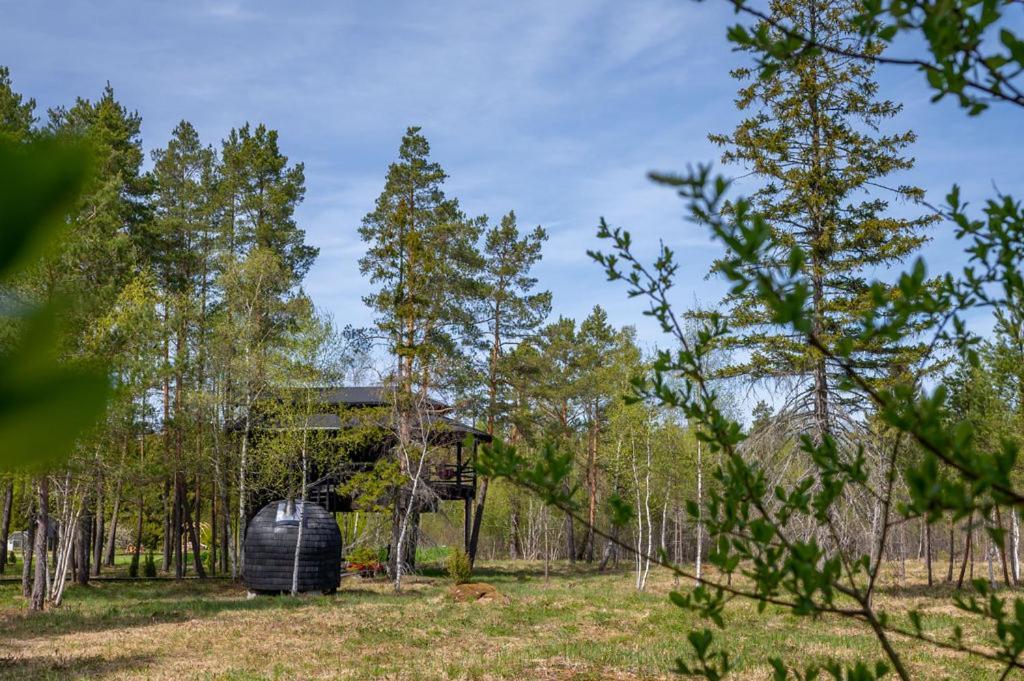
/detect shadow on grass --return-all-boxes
[464,564,633,583]
[0,652,156,680]
[875,580,1024,600]
[0,577,432,644]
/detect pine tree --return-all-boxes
[576,308,638,561]
[0,66,35,143]
[151,120,217,579]
[217,122,316,574]
[706,0,936,439]
[359,126,483,401]
[220,123,316,286]
[467,211,550,564]
[358,126,483,585]
[44,84,152,334]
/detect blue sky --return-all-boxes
[2,0,1021,352]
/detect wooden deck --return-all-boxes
[306,460,477,513]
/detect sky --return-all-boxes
[2,0,1021,354]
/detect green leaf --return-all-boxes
[0,140,90,276]
[0,306,110,469]
[0,139,107,470]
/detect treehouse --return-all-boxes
[240,386,491,552]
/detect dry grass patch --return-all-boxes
[0,560,1017,679]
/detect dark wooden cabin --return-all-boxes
[244,386,491,552]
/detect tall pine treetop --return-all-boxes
[359,126,483,391]
[706,0,938,432]
[220,122,316,286]
[0,66,35,143]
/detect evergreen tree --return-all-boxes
[706,0,936,439]
[43,84,152,336]
[479,212,551,433]
[358,126,484,586]
[467,211,550,564]
[220,123,316,286]
[576,308,638,561]
[359,126,483,401]
[217,123,316,574]
[0,66,35,143]
[151,120,218,578]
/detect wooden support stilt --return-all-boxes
[465,496,472,552]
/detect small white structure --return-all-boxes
[6,530,30,555]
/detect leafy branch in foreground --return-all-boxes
[478,436,1024,678]
[720,0,1024,113]
[0,139,109,470]
[590,151,1024,677]
[525,1,1024,677]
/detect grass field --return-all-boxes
[0,559,1012,680]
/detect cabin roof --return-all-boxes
[238,385,491,443]
[302,410,490,441]
[311,386,447,411]
[317,386,390,406]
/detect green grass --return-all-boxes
[0,560,1012,679]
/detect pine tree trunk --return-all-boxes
[957,515,973,589]
[92,474,103,576]
[181,482,206,578]
[995,506,1012,587]
[76,503,91,586]
[161,314,172,572]
[104,473,123,566]
[173,475,184,579]
[946,517,955,582]
[21,506,35,598]
[210,484,217,576]
[130,493,144,577]
[30,478,49,611]
[0,477,12,574]
[468,478,488,567]
[161,477,171,572]
[925,518,933,587]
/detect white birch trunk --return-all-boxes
[392,440,429,592]
[236,402,250,579]
[641,434,653,591]
[695,439,703,586]
[291,427,309,596]
[1012,508,1020,583]
[632,432,643,590]
[987,511,997,589]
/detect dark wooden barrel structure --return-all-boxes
[243,500,341,594]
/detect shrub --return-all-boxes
[128,552,139,578]
[345,546,380,565]
[143,549,157,578]
[345,546,383,577]
[446,547,472,585]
